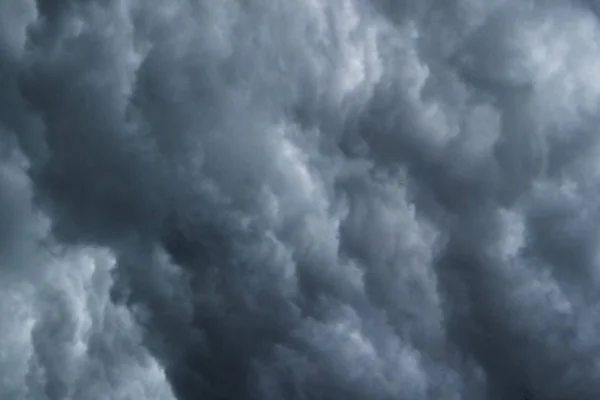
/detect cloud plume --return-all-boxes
[1,0,600,399]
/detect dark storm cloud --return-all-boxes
[1,0,600,399]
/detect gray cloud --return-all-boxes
[0,0,599,399]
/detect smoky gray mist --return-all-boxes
[1,0,599,399]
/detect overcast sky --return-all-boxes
[1,0,600,399]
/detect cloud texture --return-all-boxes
[1,0,600,399]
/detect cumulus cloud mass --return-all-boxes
[3,0,600,399]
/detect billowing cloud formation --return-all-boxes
[1,0,600,399]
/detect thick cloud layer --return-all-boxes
[1,0,600,399]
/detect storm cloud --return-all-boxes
[1,0,600,399]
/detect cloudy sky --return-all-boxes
[2,0,600,399]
